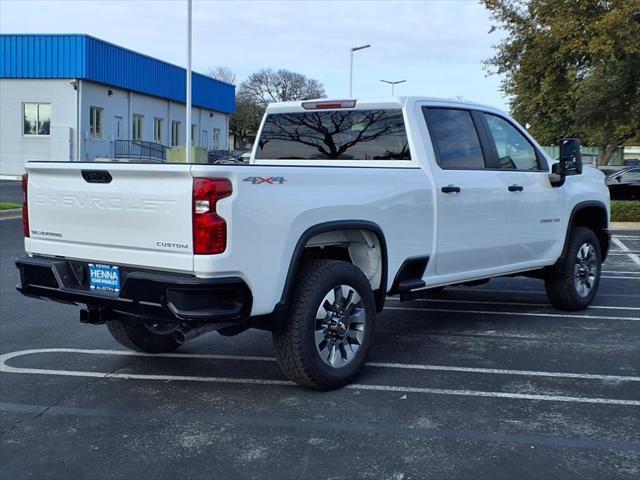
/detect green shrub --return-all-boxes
[610,201,640,223]
[0,202,21,211]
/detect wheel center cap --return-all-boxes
[328,314,349,338]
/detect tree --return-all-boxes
[482,0,640,165]
[230,94,265,148]
[228,69,326,148]
[207,66,236,85]
[240,68,326,106]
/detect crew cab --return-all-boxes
[16,97,611,389]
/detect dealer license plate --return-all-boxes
[88,263,121,292]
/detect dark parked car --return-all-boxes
[605,166,640,200]
[207,149,245,164]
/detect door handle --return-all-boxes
[508,185,524,192]
[441,185,461,193]
[81,170,112,184]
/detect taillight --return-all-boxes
[22,173,29,238]
[192,178,232,255]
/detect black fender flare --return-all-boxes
[275,220,389,313]
[560,200,610,262]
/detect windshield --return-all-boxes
[255,109,411,160]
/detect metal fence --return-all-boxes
[541,145,624,166]
[114,140,168,162]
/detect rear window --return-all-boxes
[255,109,411,160]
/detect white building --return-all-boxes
[0,34,235,176]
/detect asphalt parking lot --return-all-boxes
[0,180,22,204]
[1,216,638,479]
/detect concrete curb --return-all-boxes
[610,222,640,231]
[0,209,22,219]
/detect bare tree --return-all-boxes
[207,66,236,85]
[240,69,326,106]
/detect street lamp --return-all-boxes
[349,44,371,97]
[185,0,192,164]
[380,79,406,96]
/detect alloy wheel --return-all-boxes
[574,242,598,297]
[314,285,367,368]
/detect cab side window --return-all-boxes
[483,114,540,170]
[423,108,486,170]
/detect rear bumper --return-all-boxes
[15,255,252,324]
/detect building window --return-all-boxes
[115,116,124,139]
[213,128,221,150]
[171,121,181,146]
[154,118,164,144]
[132,114,144,141]
[191,124,198,145]
[89,107,104,138]
[23,103,51,136]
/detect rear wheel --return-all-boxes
[106,315,181,353]
[545,226,602,311]
[273,259,376,390]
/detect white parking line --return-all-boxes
[612,237,640,266]
[348,385,639,406]
[384,305,640,321]
[1,349,638,406]
[366,361,640,382]
[603,270,640,275]
[386,297,640,311]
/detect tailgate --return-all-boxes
[26,162,195,272]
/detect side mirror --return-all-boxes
[558,137,583,175]
[550,137,583,187]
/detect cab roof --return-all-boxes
[265,97,508,117]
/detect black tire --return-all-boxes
[545,226,602,311]
[106,315,181,353]
[273,259,376,390]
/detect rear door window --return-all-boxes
[422,108,486,169]
[255,109,410,160]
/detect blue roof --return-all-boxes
[0,34,235,114]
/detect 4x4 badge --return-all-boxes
[243,176,287,185]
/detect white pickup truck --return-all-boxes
[16,97,610,389]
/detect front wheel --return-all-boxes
[545,226,602,311]
[273,259,376,390]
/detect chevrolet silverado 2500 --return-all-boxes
[16,97,610,389]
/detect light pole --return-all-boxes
[185,0,192,164]
[349,44,371,97]
[380,79,406,96]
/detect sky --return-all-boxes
[0,0,509,110]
